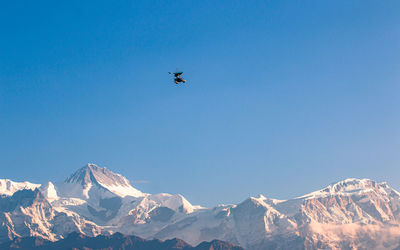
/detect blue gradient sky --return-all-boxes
[1,1,400,206]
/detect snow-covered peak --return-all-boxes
[0,179,41,196]
[298,178,391,199]
[40,182,58,200]
[63,163,144,198]
[65,163,128,187]
[149,193,196,213]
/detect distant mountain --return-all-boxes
[1,163,400,249]
[0,232,244,250]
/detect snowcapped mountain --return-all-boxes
[1,164,400,249]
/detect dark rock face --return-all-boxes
[1,237,50,249]
[88,197,123,221]
[194,240,244,250]
[149,206,175,222]
[0,189,48,212]
[0,232,245,250]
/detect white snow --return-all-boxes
[40,182,58,201]
[148,193,196,213]
[0,179,41,196]
[297,178,384,200]
[82,182,92,199]
[96,182,143,198]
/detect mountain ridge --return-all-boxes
[0,232,244,250]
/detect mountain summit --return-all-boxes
[63,163,143,198]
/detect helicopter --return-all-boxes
[168,71,186,84]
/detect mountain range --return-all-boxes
[1,163,400,249]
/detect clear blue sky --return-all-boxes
[1,1,399,207]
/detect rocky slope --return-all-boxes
[1,164,400,249]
